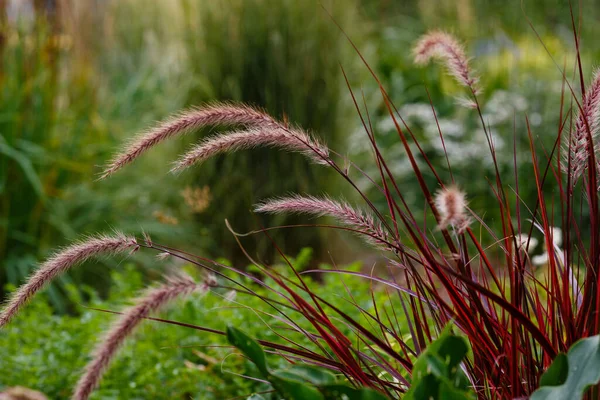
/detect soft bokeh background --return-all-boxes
[1,0,600,398]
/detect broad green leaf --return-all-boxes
[538,353,568,387]
[320,384,388,400]
[273,365,336,385]
[350,388,389,400]
[410,328,468,383]
[246,395,266,400]
[424,353,449,378]
[405,326,475,400]
[439,380,476,400]
[531,335,600,400]
[404,373,440,400]
[437,335,469,371]
[270,375,324,400]
[226,325,269,376]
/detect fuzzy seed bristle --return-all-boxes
[171,126,329,172]
[413,31,479,94]
[255,195,393,250]
[72,274,205,400]
[565,70,600,181]
[434,186,470,233]
[0,233,138,329]
[100,103,279,178]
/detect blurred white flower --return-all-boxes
[529,112,542,127]
[399,103,435,124]
[515,234,538,252]
[531,226,563,266]
[482,90,528,126]
[531,252,549,266]
[425,118,463,138]
[550,226,562,246]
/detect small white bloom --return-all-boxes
[516,234,538,252]
[531,252,549,266]
[550,227,562,246]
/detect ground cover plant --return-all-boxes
[4,4,600,400]
[0,259,386,399]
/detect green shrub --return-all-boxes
[0,256,395,399]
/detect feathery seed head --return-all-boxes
[435,186,470,233]
[565,70,600,181]
[205,274,218,288]
[171,126,329,172]
[72,274,204,400]
[255,195,392,250]
[100,103,279,178]
[413,31,479,94]
[0,233,137,329]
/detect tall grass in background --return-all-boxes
[0,10,104,311]
[0,1,200,308]
[114,0,367,264]
[1,0,369,308]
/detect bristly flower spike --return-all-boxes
[565,69,600,181]
[171,126,330,172]
[100,103,279,178]
[72,274,206,400]
[255,195,393,250]
[434,186,470,233]
[0,233,138,328]
[413,31,480,95]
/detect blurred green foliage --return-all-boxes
[2,0,599,311]
[105,0,367,264]
[0,0,369,309]
[348,0,600,247]
[0,256,399,399]
[0,17,105,311]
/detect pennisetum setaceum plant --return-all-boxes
[3,11,600,400]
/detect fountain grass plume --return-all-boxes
[413,31,479,94]
[0,233,137,328]
[434,186,470,233]
[100,103,279,178]
[254,195,391,250]
[172,126,330,172]
[566,69,600,181]
[72,274,204,400]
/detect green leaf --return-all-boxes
[352,388,391,400]
[273,365,336,385]
[531,335,600,400]
[438,380,476,400]
[270,375,324,400]
[320,384,388,400]
[246,395,266,400]
[226,325,269,376]
[437,335,469,371]
[404,373,440,400]
[410,327,468,383]
[404,326,475,400]
[538,353,568,387]
[424,353,449,378]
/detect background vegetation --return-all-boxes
[2,0,600,397]
[0,257,391,399]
